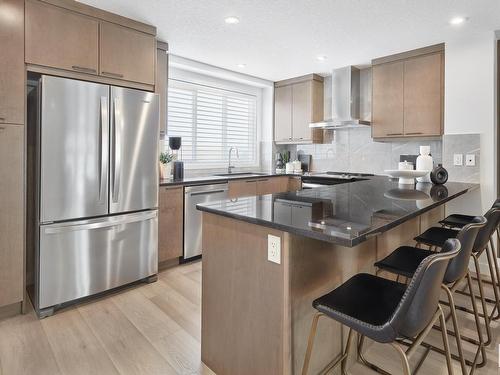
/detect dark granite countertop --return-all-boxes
[159,172,300,187]
[196,176,478,247]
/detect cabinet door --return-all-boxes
[256,177,288,195]
[404,53,443,136]
[274,85,292,142]
[372,61,404,138]
[100,21,156,85]
[0,125,24,307]
[292,81,313,141]
[25,0,99,75]
[288,176,302,191]
[228,179,257,198]
[158,186,183,262]
[0,0,24,125]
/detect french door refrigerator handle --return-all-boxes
[112,97,121,203]
[98,96,108,201]
[43,211,158,234]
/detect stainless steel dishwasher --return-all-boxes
[184,183,229,260]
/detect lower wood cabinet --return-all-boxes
[0,125,24,308]
[229,176,301,198]
[228,179,257,199]
[158,186,183,263]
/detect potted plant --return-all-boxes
[159,152,174,179]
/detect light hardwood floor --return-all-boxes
[0,261,499,374]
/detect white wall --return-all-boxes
[444,32,497,214]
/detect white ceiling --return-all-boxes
[81,0,500,81]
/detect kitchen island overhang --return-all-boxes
[197,178,478,375]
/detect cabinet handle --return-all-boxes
[72,65,97,73]
[0,117,5,122]
[406,132,423,135]
[102,71,124,78]
[386,133,403,136]
[0,126,5,131]
[257,179,269,182]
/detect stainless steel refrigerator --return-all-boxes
[31,76,159,317]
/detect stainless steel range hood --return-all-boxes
[310,66,370,129]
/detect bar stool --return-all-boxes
[374,217,487,374]
[440,198,500,229]
[301,239,460,375]
[413,205,500,330]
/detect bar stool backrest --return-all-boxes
[473,205,500,252]
[445,216,487,283]
[389,239,461,339]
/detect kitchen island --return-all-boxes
[197,177,477,375]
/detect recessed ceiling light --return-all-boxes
[316,55,327,61]
[449,16,467,25]
[225,16,240,24]
[237,63,246,68]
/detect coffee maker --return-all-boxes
[169,136,184,180]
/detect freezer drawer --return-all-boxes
[38,211,158,309]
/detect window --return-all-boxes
[167,79,258,168]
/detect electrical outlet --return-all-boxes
[267,235,281,264]
[453,154,463,166]
[465,154,476,166]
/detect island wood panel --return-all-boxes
[375,217,420,265]
[371,61,404,138]
[25,0,99,75]
[419,205,445,234]
[0,0,24,125]
[201,212,288,375]
[403,53,444,136]
[158,186,183,263]
[99,21,156,85]
[0,125,24,308]
[287,233,377,374]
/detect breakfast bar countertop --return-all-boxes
[196,176,478,247]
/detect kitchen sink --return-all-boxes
[214,172,268,177]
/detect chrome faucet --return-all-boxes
[228,146,239,174]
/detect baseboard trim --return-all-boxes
[0,302,22,321]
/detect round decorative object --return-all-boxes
[430,185,449,201]
[430,164,448,185]
[384,169,432,185]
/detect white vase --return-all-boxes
[160,163,172,179]
[416,145,433,183]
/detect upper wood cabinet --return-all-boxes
[0,0,24,125]
[25,0,156,87]
[0,125,24,308]
[371,44,444,138]
[274,85,293,141]
[158,186,183,263]
[403,53,443,136]
[372,62,404,138]
[274,74,324,144]
[25,0,99,75]
[99,21,156,85]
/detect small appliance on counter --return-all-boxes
[169,136,184,181]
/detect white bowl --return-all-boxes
[384,170,432,185]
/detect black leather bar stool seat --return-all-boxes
[313,273,406,333]
[440,214,476,229]
[375,246,434,279]
[414,227,459,248]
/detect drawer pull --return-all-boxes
[257,179,269,182]
[406,132,423,135]
[0,126,5,131]
[386,133,403,136]
[102,71,124,78]
[72,65,97,73]
[0,117,5,122]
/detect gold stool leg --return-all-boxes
[442,285,467,375]
[472,253,492,346]
[439,305,454,375]
[389,343,411,375]
[301,312,323,375]
[485,244,500,320]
